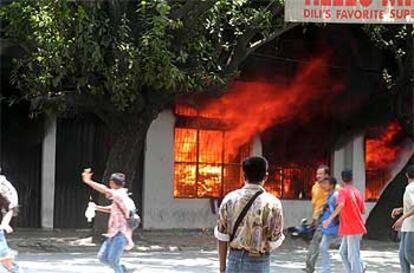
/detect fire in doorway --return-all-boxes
[365,121,414,201]
[173,57,342,199]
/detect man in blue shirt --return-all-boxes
[319,177,339,273]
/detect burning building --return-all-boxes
[141,25,413,230]
[141,93,413,230]
[1,23,412,232]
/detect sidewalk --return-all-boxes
[8,229,216,253]
[6,229,400,273]
[7,228,398,254]
[16,247,400,273]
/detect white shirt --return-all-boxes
[107,188,136,211]
[0,175,18,209]
[402,182,414,232]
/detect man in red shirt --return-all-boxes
[323,169,367,273]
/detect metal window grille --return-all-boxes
[265,166,317,200]
[174,127,251,199]
[365,169,387,201]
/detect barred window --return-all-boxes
[174,104,319,200]
[365,122,405,201]
[174,128,251,198]
[265,166,317,200]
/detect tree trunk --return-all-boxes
[92,113,153,241]
[365,156,413,241]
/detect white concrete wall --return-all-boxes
[143,113,375,230]
[143,110,216,229]
[41,115,57,229]
[251,135,263,156]
[332,147,345,182]
[281,200,313,228]
[352,135,366,197]
[365,202,376,221]
[332,134,366,195]
[280,200,376,228]
[142,115,268,229]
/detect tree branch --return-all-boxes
[169,0,197,20]
[224,26,258,74]
[169,0,217,21]
[247,23,299,55]
[223,0,294,75]
[169,0,218,51]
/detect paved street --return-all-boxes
[15,248,400,273]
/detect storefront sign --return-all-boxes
[285,0,414,24]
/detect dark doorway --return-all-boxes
[1,104,43,228]
[54,115,110,228]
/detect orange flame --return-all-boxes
[366,122,405,170]
[174,128,250,198]
[195,58,344,154]
[365,121,409,200]
[174,57,342,198]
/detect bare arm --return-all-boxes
[401,207,414,221]
[96,205,111,214]
[393,206,414,230]
[83,180,109,195]
[322,203,344,228]
[391,207,403,219]
[394,189,414,230]
[359,195,366,214]
[0,210,14,233]
[81,169,109,195]
[218,240,228,273]
[1,210,13,227]
[329,203,344,220]
[214,198,230,273]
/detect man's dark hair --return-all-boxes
[110,173,126,186]
[317,164,330,175]
[242,156,268,183]
[341,169,353,183]
[327,177,337,187]
[407,165,414,179]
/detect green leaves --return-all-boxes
[1,0,286,115]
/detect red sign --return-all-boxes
[286,0,414,23]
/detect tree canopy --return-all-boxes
[364,25,414,139]
[1,0,293,124]
[0,0,297,185]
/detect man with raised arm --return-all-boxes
[81,168,135,273]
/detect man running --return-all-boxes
[323,169,366,273]
[81,168,135,273]
[0,170,18,233]
[392,165,414,273]
[0,169,20,273]
[318,177,339,273]
[304,165,330,273]
[215,156,284,273]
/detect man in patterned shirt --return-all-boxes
[82,169,135,273]
[0,171,18,233]
[0,169,20,273]
[215,156,284,273]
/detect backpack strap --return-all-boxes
[230,189,264,242]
